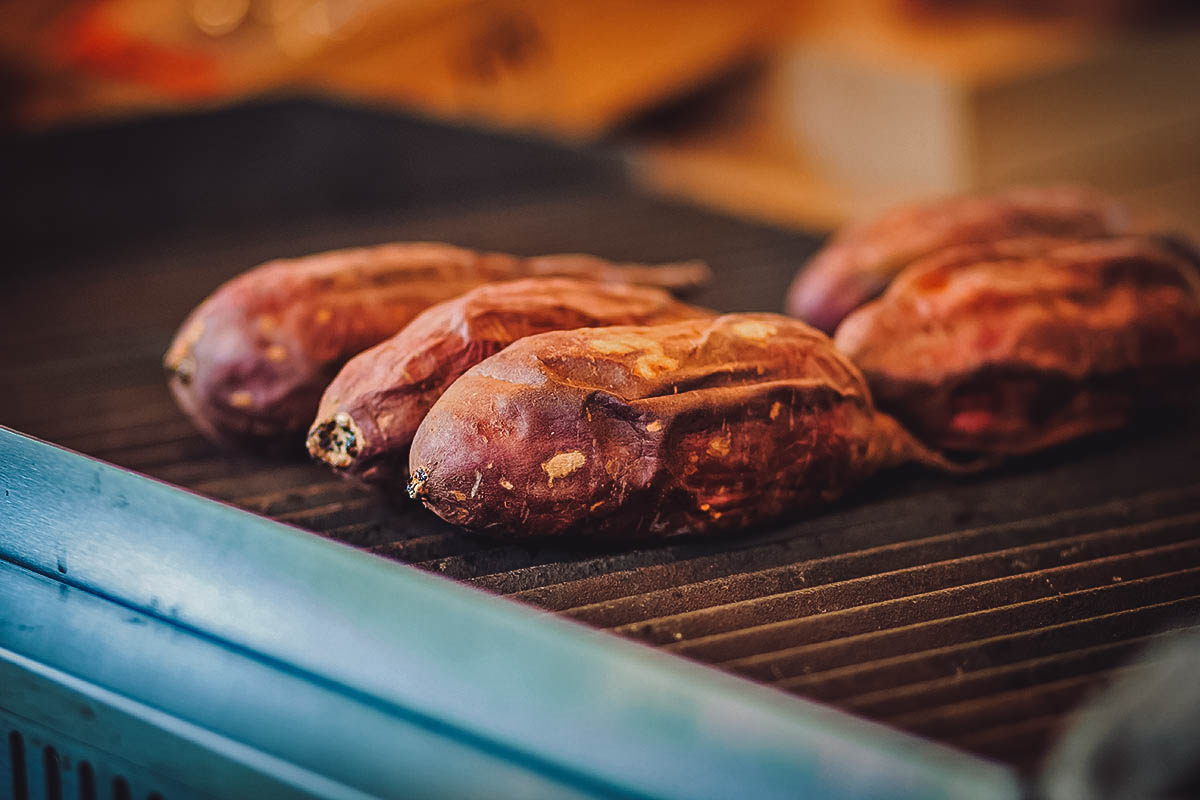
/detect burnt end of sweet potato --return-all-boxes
[307,277,712,485]
[834,236,1200,456]
[786,185,1128,332]
[407,314,946,541]
[164,242,711,446]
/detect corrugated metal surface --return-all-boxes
[4,102,1199,778]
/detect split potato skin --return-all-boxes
[408,313,932,540]
[163,242,710,447]
[834,236,1200,456]
[786,185,1127,333]
[307,277,712,484]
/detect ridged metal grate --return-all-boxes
[4,183,1198,778]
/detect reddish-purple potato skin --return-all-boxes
[408,314,935,541]
[307,277,712,484]
[786,186,1128,332]
[834,236,1200,456]
[163,242,710,447]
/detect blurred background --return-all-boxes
[3,0,1199,241]
[3,5,1200,784]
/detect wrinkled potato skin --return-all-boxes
[786,186,1128,332]
[163,242,710,446]
[408,314,924,541]
[308,277,712,484]
[834,236,1200,456]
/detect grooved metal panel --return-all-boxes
[3,103,1198,779]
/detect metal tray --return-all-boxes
[0,428,1019,799]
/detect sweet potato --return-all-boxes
[307,277,712,484]
[163,242,710,446]
[786,186,1128,332]
[407,313,951,540]
[834,236,1200,456]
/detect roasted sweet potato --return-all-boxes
[163,242,710,446]
[407,313,952,540]
[307,277,712,484]
[786,186,1128,332]
[834,236,1200,456]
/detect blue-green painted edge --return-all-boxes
[0,426,1023,800]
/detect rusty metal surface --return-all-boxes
[3,101,1199,778]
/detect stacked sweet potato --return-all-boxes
[165,188,1200,541]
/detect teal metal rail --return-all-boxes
[0,427,1023,799]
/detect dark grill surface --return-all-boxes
[4,100,1199,778]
